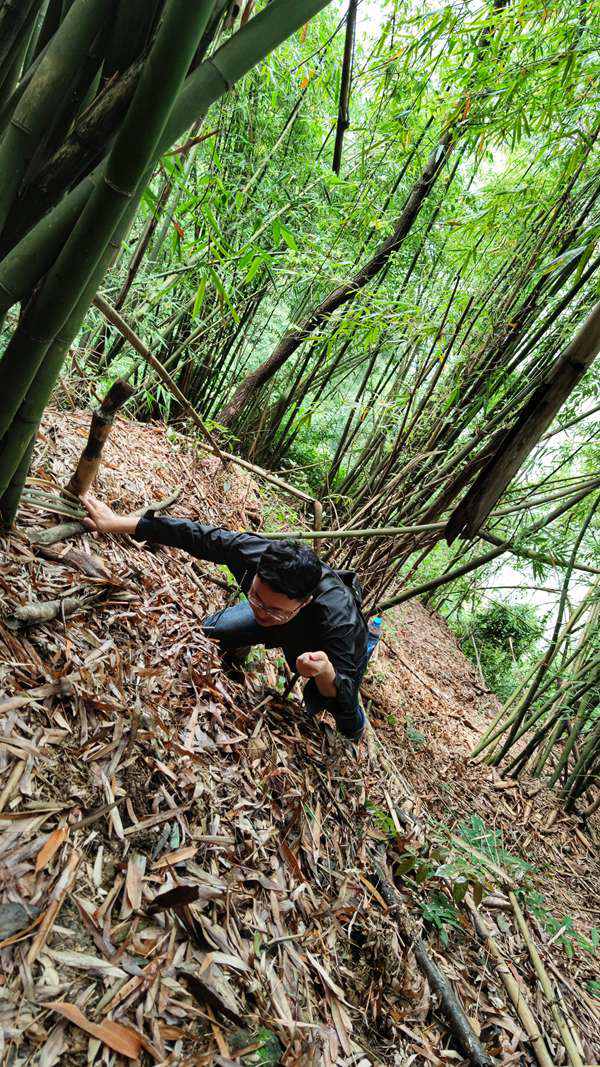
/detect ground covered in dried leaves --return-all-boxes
[1,409,598,1067]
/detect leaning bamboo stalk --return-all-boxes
[467,902,554,1067]
[65,378,135,498]
[372,483,600,614]
[0,1,217,510]
[263,522,446,539]
[0,214,135,501]
[509,892,584,1067]
[91,295,325,525]
[446,300,600,541]
[0,434,34,527]
[92,294,224,460]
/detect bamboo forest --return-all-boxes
[1,0,600,1064]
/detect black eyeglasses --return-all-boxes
[247,588,303,624]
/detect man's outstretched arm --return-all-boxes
[80,493,267,577]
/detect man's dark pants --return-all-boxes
[202,601,378,723]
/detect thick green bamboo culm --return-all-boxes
[0,0,335,313]
[0,0,43,69]
[0,0,111,237]
[0,0,39,116]
[0,170,95,313]
[0,220,133,507]
[0,434,34,528]
[0,0,217,487]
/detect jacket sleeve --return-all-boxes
[304,622,366,741]
[133,513,268,585]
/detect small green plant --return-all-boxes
[405,718,427,750]
[457,814,533,878]
[587,979,600,999]
[525,891,600,959]
[247,647,265,667]
[458,819,598,961]
[365,800,397,837]
[421,893,463,945]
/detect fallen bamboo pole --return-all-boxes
[467,901,554,1067]
[264,522,445,539]
[509,892,584,1067]
[372,860,495,1067]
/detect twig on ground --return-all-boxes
[467,898,554,1067]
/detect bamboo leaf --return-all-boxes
[35,826,69,872]
[192,277,207,318]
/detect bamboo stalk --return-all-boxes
[0,0,216,456]
[92,294,224,459]
[509,892,584,1067]
[264,522,446,539]
[468,902,554,1067]
[65,378,135,497]
[373,861,495,1067]
[0,0,110,235]
[91,295,325,523]
[0,0,335,310]
[0,434,35,527]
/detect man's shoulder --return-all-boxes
[314,570,364,627]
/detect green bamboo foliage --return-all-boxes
[0,0,334,311]
[0,0,112,236]
[0,0,217,499]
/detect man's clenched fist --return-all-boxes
[296,651,330,678]
[296,652,337,698]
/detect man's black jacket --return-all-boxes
[134,515,368,739]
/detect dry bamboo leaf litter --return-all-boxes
[0,409,598,1066]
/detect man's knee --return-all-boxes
[202,601,264,651]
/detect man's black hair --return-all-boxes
[257,540,322,600]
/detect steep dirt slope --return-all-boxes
[0,409,598,1066]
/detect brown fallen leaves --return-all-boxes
[0,410,598,1066]
[49,1001,143,1060]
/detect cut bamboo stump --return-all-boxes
[65,378,135,498]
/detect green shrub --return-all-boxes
[454,601,544,700]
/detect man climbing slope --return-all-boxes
[81,494,381,743]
